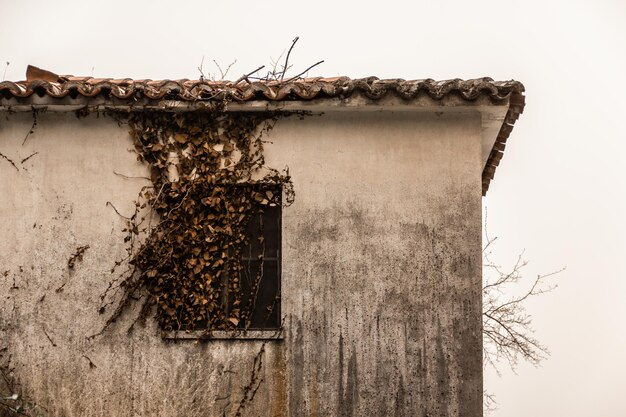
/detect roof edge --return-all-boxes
[0,72,525,195]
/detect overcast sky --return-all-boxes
[2,0,625,415]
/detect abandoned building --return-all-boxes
[0,66,524,417]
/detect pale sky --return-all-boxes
[2,0,625,415]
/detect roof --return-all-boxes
[0,66,525,195]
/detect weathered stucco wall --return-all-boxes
[268,112,483,416]
[0,109,482,416]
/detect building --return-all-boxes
[0,66,524,417]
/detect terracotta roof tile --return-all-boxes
[0,65,525,195]
[2,67,524,103]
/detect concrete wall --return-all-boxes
[0,109,483,416]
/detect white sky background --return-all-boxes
[2,0,625,415]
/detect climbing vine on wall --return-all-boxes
[98,107,294,334]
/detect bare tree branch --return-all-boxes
[197,56,206,81]
[482,231,564,374]
[2,62,8,82]
[214,59,237,81]
[280,37,299,81]
[283,60,324,83]
[234,66,266,85]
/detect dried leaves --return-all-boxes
[68,245,90,269]
[101,109,293,333]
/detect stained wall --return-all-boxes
[0,109,483,416]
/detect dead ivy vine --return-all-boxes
[96,107,295,335]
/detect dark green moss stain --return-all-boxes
[289,319,305,415]
[337,331,345,415]
[345,350,358,417]
[434,321,450,416]
[394,375,406,417]
[287,201,481,416]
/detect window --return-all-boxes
[235,200,281,329]
[163,183,282,339]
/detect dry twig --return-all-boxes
[20,152,38,165]
[482,231,563,372]
[68,245,90,269]
[280,37,299,81]
[0,152,18,171]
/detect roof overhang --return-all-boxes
[0,70,525,195]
